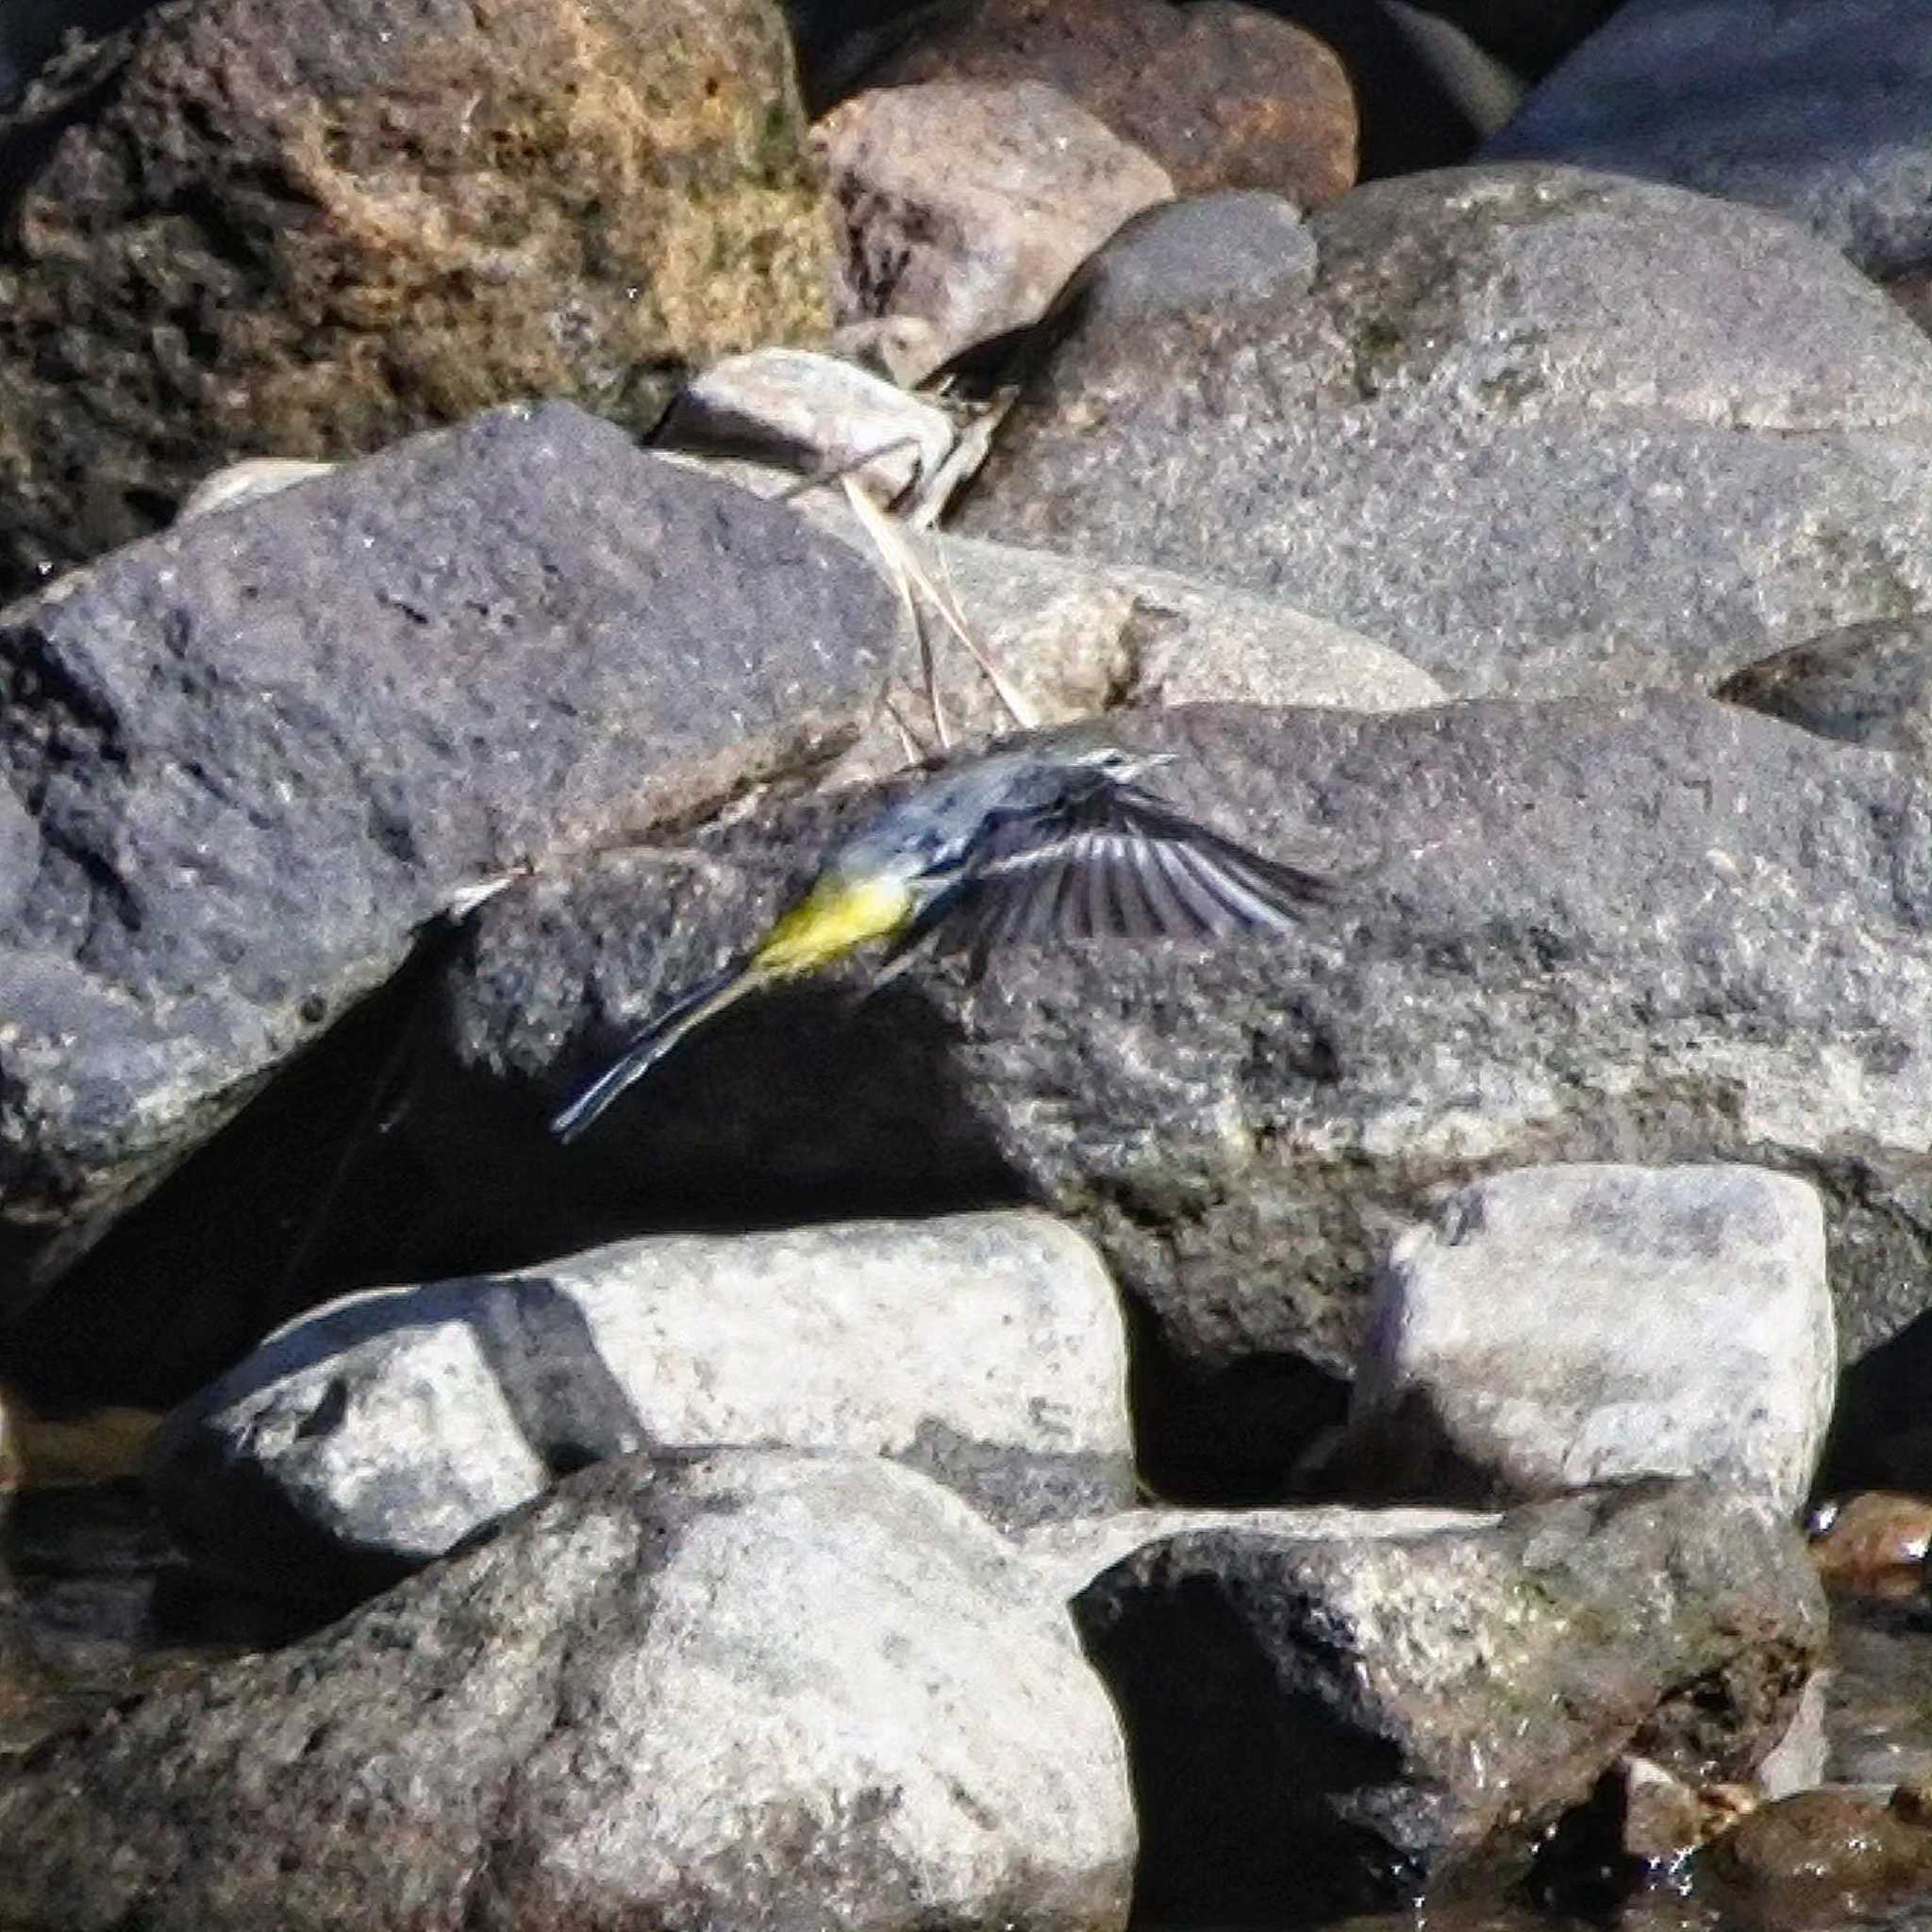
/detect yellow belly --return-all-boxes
[752,873,915,975]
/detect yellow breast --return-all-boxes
[752,873,916,975]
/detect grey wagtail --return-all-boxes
[551,741,1330,1142]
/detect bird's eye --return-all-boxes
[912,825,964,874]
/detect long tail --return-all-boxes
[549,961,767,1143]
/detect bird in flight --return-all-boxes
[551,741,1331,1141]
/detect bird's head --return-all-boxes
[1070,743,1175,784]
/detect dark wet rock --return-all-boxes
[1717,618,1932,762]
[1404,0,1620,77]
[0,0,158,102]
[1824,1594,1932,1790]
[0,404,901,1388]
[955,169,1932,700]
[0,0,831,598]
[813,77,1172,385]
[428,692,1932,1489]
[868,0,1358,203]
[1484,0,1932,280]
[146,1210,1135,1600]
[1707,1786,1932,1925]
[1074,1479,1824,1922]
[1345,1164,1834,1511]
[0,1451,1136,1932]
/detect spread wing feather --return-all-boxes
[937,782,1330,946]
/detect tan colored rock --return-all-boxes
[0,0,833,600]
[873,0,1357,203]
[813,77,1173,383]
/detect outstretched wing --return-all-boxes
[937,782,1332,947]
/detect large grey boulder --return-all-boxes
[1344,1163,1836,1512]
[0,1451,1137,1932]
[0,402,900,1352]
[427,692,1932,1486]
[1484,0,1932,280]
[955,170,1932,698]
[1074,1480,1824,1921]
[147,1210,1135,1598]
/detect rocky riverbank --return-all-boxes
[6,1,1932,1929]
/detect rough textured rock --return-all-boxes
[426,688,1932,1453]
[1484,0,1932,279]
[644,455,1445,779]
[1716,617,1932,762]
[956,169,1932,699]
[0,403,901,1357]
[869,0,1357,203]
[1345,1164,1835,1512]
[802,523,1449,781]
[658,346,958,500]
[0,1451,1137,1932]
[426,692,1932,1490]
[147,1210,1135,1597]
[0,0,157,101]
[813,77,1173,384]
[0,0,832,599]
[1074,1480,1824,1921]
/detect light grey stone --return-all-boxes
[813,77,1174,384]
[1346,1163,1835,1512]
[1074,1479,1825,1921]
[811,525,1448,781]
[1484,0,1932,278]
[1020,1501,1492,1601]
[657,346,957,500]
[1757,1670,1832,1800]
[148,1209,1133,1596]
[0,1451,1137,1932]
[175,457,339,521]
[958,170,1932,699]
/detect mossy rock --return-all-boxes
[0,0,832,598]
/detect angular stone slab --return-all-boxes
[147,1210,1135,1596]
[1074,1479,1824,1920]
[1346,1163,1835,1511]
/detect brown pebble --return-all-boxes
[1808,1491,1932,1594]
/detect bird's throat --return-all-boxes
[752,873,916,975]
